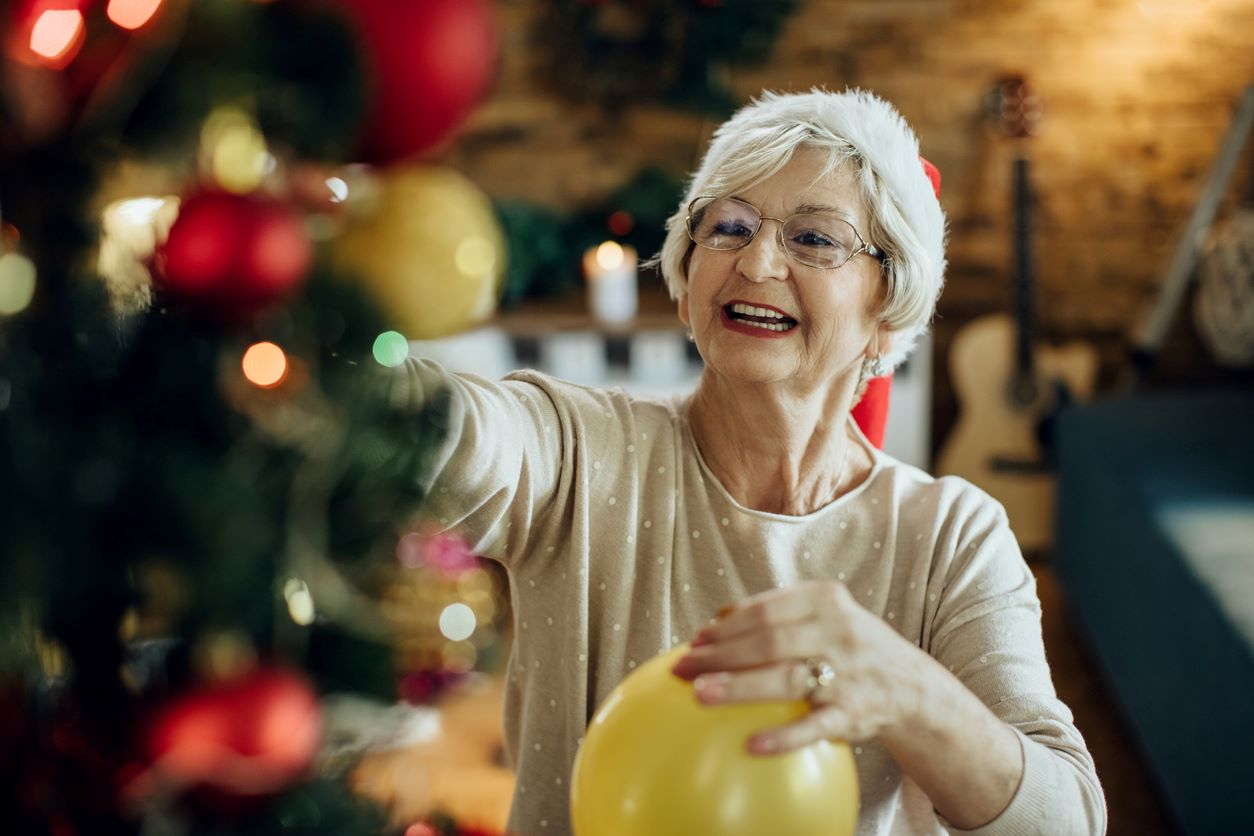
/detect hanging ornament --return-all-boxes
[330,165,505,339]
[145,666,322,800]
[153,189,312,318]
[338,0,499,163]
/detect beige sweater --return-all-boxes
[400,359,1107,835]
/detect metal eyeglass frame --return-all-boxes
[684,195,881,270]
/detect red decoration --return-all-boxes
[154,190,312,317]
[398,667,467,705]
[852,374,891,449]
[339,0,499,163]
[920,156,942,199]
[145,666,321,798]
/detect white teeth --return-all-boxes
[730,302,788,320]
[741,319,793,332]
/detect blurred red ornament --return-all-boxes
[607,210,635,237]
[154,190,312,317]
[339,0,499,163]
[146,667,321,798]
[398,667,467,705]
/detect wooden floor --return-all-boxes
[1032,563,1181,836]
[357,565,1184,834]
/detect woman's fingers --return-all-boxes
[745,705,856,755]
[673,619,826,680]
[691,658,819,705]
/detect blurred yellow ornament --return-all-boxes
[331,165,505,339]
[571,644,859,836]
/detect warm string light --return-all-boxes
[241,341,287,388]
[283,578,315,626]
[27,7,85,67]
[106,0,164,30]
[0,252,38,316]
[18,0,167,69]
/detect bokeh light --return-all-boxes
[0,252,37,315]
[596,240,625,271]
[242,341,288,388]
[438,603,476,641]
[29,8,84,67]
[454,235,496,278]
[201,107,270,194]
[372,330,409,367]
[325,177,349,203]
[283,578,315,626]
[107,0,163,30]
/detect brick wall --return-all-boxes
[446,0,1254,451]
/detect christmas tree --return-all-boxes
[0,1,507,833]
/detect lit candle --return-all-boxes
[584,240,638,325]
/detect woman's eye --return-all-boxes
[793,230,835,247]
[713,221,752,237]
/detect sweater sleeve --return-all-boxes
[392,357,566,567]
[925,488,1108,835]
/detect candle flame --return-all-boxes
[595,241,625,271]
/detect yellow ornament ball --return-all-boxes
[571,645,859,836]
[331,165,506,339]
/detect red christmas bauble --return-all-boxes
[155,190,312,316]
[147,667,322,798]
[340,0,499,163]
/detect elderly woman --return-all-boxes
[397,88,1106,835]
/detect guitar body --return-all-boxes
[937,314,1098,554]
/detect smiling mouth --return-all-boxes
[723,303,799,332]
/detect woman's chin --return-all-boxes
[702,354,797,387]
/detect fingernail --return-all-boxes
[671,658,697,680]
[691,633,711,647]
[694,674,728,702]
[749,736,777,754]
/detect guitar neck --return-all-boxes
[1012,154,1037,380]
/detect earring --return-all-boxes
[861,352,886,379]
[686,331,695,343]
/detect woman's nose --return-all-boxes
[735,219,789,282]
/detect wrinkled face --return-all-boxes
[678,148,886,392]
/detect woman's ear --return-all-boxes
[677,295,690,326]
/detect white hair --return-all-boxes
[644,87,947,373]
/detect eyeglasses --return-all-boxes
[685,195,880,271]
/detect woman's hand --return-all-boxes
[671,580,929,756]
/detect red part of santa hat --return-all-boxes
[920,156,941,199]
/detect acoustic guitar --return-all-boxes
[937,76,1098,557]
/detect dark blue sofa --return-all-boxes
[1055,390,1254,836]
